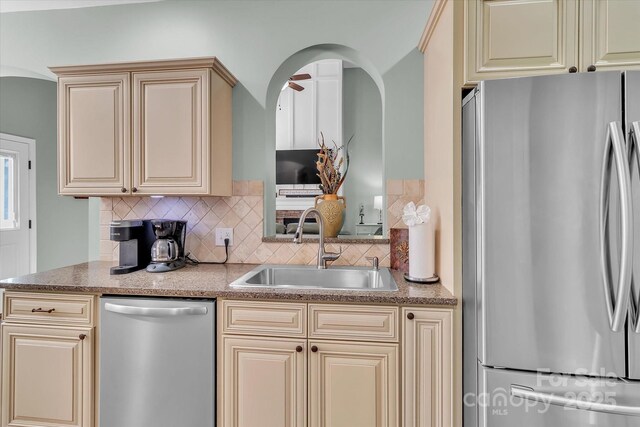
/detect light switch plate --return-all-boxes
[215,228,233,246]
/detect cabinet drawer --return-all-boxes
[3,292,95,326]
[221,300,307,337]
[309,304,399,342]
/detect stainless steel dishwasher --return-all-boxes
[100,296,215,427]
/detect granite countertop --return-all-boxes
[0,261,457,306]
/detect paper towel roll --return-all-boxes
[408,222,435,279]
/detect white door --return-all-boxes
[0,134,35,280]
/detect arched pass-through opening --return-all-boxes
[263,44,386,237]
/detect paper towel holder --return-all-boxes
[404,273,439,284]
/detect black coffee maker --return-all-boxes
[146,219,187,272]
[109,220,156,275]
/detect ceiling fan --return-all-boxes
[287,73,311,91]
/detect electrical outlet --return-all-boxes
[215,228,234,246]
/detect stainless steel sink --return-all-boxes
[230,265,398,291]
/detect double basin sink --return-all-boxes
[230,265,398,291]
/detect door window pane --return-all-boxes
[0,151,18,230]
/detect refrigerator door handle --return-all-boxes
[630,122,640,333]
[600,121,634,332]
[511,384,640,416]
[104,302,208,317]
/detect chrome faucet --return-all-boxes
[293,207,341,269]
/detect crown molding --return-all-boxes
[49,56,237,87]
[418,0,448,53]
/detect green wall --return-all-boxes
[1,0,431,258]
[0,77,90,271]
[1,0,429,180]
[342,68,383,234]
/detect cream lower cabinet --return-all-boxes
[220,301,408,427]
[402,307,454,427]
[1,324,94,427]
[221,336,307,427]
[1,291,95,427]
[308,340,398,427]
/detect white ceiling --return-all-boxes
[0,0,164,14]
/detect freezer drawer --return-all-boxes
[100,296,215,427]
[477,365,640,426]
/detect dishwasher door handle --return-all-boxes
[104,302,208,317]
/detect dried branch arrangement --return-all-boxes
[315,133,354,194]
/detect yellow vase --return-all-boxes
[314,194,346,238]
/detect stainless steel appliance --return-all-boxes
[147,219,187,272]
[100,296,215,427]
[463,71,640,426]
[109,220,156,275]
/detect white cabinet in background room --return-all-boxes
[276,59,343,150]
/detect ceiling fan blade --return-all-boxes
[289,73,312,81]
[289,81,305,91]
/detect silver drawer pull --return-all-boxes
[104,303,207,317]
[511,385,640,416]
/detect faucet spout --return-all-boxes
[292,207,341,269]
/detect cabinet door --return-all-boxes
[308,340,398,427]
[581,0,640,71]
[132,69,210,195]
[466,0,579,83]
[1,324,93,427]
[222,336,306,427]
[58,73,130,195]
[402,308,453,427]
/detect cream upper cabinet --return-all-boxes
[51,57,236,197]
[466,0,579,83]
[308,340,398,427]
[580,0,640,71]
[57,73,130,195]
[402,308,453,427]
[1,324,93,427]
[132,69,209,195]
[221,336,307,427]
[465,0,640,84]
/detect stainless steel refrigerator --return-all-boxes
[463,71,640,426]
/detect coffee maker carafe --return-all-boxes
[147,219,187,272]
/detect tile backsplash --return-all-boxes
[386,179,425,231]
[99,179,425,267]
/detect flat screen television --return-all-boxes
[276,149,321,185]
